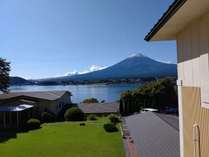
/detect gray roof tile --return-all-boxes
[0,91,71,101]
[78,102,119,114]
[125,112,180,157]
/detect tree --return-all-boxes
[0,58,10,93]
[82,98,99,104]
[120,78,178,115]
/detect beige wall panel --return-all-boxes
[177,11,209,87]
[183,28,190,61]
[192,58,200,86]
[191,22,200,62]
[178,57,200,87]
[177,37,183,65]
[199,12,209,54]
[177,11,209,63]
[182,87,209,157]
[183,60,193,86]
[199,54,209,107]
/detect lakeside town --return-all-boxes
[1,0,209,157]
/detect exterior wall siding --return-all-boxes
[38,93,72,115]
[177,11,209,87]
[182,87,209,157]
[55,93,72,114]
[177,11,209,157]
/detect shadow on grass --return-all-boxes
[0,130,17,143]
[0,127,41,143]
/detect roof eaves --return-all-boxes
[144,0,187,41]
[0,95,52,102]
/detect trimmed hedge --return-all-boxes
[82,98,99,104]
[41,112,56,123]
[57,104,77,121]
[108,114,120,125]
[103,123,118,132]
[27,118,41,130]
[87,114,97,121]
[64,107,85,121]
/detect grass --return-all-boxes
[0,118,125,157]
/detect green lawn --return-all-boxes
[0,118,125,157]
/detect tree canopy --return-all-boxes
[82,98,99,104]
[120,78,178,115]
[0,58,10,93]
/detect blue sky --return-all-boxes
[0,0,176,79]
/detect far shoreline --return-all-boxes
[10,82,143,87]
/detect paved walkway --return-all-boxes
[121,119,139,157]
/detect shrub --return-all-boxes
[57,103,77,121]
[108,114,120,125]
[41,112,56,123]
[64,107,85,121]
[82,98,99,104]
[87,114,97,121]
[101,100,105,103]
[27,118,41,130]
[80,123,86,126]
[103,123,118,132]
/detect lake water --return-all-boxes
[10,83,142,103]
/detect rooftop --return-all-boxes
[125,112,179,157]
[0,91,72,101]
[78,102,119,114]
[145,0,209,41]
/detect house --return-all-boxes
[125,112,179,157]
[145,0,209,157]
[0,91,72,129]
[78,102,119,115]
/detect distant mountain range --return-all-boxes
[10,54,177,85]
[10,77,33,86]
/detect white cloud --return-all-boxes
[65,65,107,76]
[89,65,106,72]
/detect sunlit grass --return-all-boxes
[0,117,125,157]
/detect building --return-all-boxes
[125,112,179,157]
[145,0,209,157]
[78,102,119,115]
[0,91,72,129]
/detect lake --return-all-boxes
[10,83,142,103]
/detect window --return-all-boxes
[58,103,64,109]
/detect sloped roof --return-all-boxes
[0,91,71,101]
[145,0,186,41]
[125,112,179,157]
[145,0,209,41]
[78,102,119,114]
[155,112,179,131]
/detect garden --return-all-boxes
[0,111,124,157]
